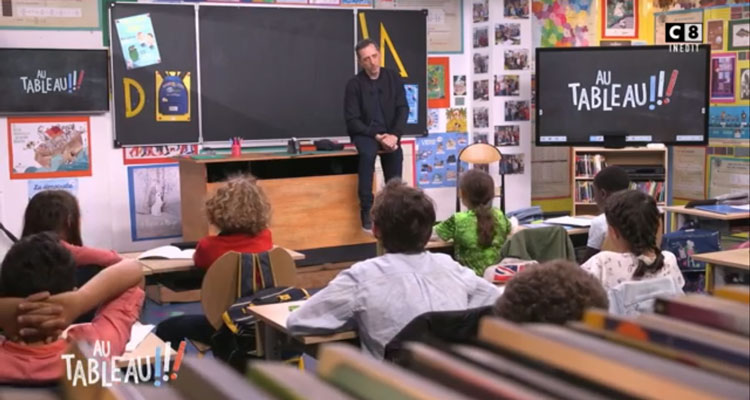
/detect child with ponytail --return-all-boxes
[434,169,510,276]
[581,189,684,292]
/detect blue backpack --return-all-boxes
[661,226,720,292]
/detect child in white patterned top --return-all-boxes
[581,189,684,292]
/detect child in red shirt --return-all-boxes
[0,232,144,384]
[157,175,273,348]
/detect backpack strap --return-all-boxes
[255,251,275,289]
[238,253,255,298]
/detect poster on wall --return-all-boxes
[0,0,99,29]
[710,53,736,103]
[672,146,706,200]
[27,178,78,200]
[127,164,182,241]
[428,57,450,108]
[374,0,463,53]
[445,108,467,133]
[7,116,92,180]
[728,19,750,51]
[741,67,749,101]
[709,105,749,141]
[707,20,725,51]
[602,0,638,39]
[416,132,468,189]
[708,156,750,199]
[123,144,199,165]
[115,13,162,70]
[532,0,596,47]
[156,71,191,122]
[653,10,703,45]
[405,84,419,124]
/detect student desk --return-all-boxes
[246,300,357,360]
[690,249,750,293]
[177,151,377,251]
[663,205,750,233]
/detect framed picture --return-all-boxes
[710,53,736,103]
[7,116,92,180]
[427,57,450,108]
[707,20,724,51]
[602,0,638,39]
[127,164,182,241]
[728,19,750,51]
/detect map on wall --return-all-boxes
[532,0,597,48]
[0,0,99,29]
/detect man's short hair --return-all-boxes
[371,180,435,253]
[0,232,76,297]
[593,165,630,194]
[493,260,608,324]
[355,38,379,56]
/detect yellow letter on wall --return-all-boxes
[358,12,408,78]
[123,78,145,118]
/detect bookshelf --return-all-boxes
[572,147,669,216]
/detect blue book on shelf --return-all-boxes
[694,204,749,215]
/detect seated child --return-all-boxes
[581,189,685,292]
[287,180,501,359]
[434,169,511,275]
[584,166,630,261]
[193,175,273,269]
[0,232,144,384]
[23,190,121,267]
[156,175,273,349]
[384,260,608,360]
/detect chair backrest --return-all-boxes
[201,247,297,330]
[607,276,683,316]
[499,226,575,262]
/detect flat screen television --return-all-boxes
[535,45,709,147]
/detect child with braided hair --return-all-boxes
[580,189,684,292]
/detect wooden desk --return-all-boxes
[177,151,377,250]
[691,249,750,293]
[247,300,357,360]
[664,205,750,233]
[117,332,172,368]
[122,247,305,276]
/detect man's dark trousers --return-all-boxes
[353,135,403,222]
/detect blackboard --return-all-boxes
[0,49,109,114]
[357,9,427,136]
[199,6,355,142]
[110,3,200,146]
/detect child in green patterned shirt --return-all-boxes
[434,169,511,276]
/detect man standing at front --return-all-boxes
[345,38,408,232]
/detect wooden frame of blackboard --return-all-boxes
[0,48,110,115]
[534,45,710,148]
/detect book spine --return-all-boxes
[653,299,750,336]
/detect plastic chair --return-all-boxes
[607,276,683,316]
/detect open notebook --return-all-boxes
[138,245,195,260]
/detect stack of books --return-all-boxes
[575,154,607,178]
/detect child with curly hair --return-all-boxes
[580,189,684,292]
[193,175,273,269]
[156,175,272,348]
[434,169,510,276]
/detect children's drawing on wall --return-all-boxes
[427,57,450,108]
[710,53,736,103]
[495,125,520,146]
[495,23,521,45]
[532,0,595,47]
[453,75,467,96]
[115,13,162,70]
[603,0,637,38]
[405,84,419,124]
[473,106,489,128]
[505,0,529,18]
[473,79,490,101]
[473,26,489,48]
[728,19,750,51]
[156,71,191,122]
[473,53,489,74]
[495,74,520,96]
[123,144,199,165]
[473,0,489,22]
[504,100,531,121]
[8,117,92,180]
[128,164,181,241]
[428,109,440,131]
[504,49,529,70]
[741,68,749,101]
[500,153,525,175]
[707,20,725,50]
[416,133,467,189]
[445,108,468,133]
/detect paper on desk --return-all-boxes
[732,204,750,211]
[125,322,155,352]
[544,216,593,227]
